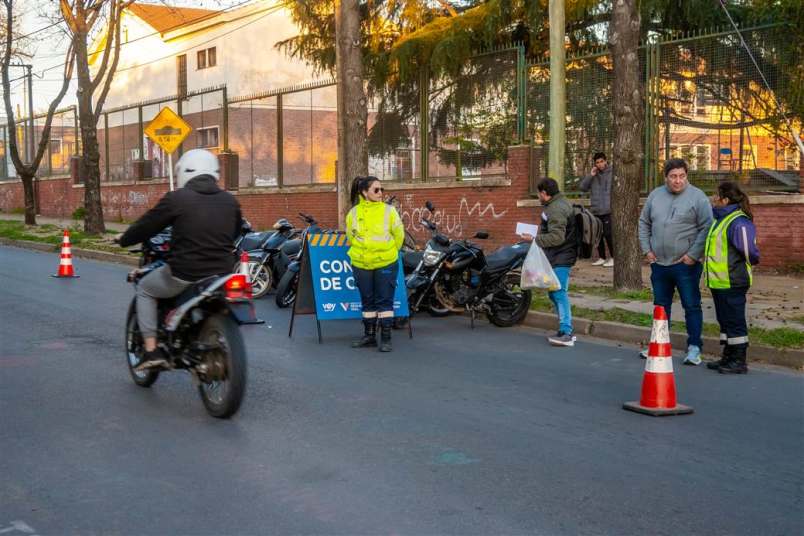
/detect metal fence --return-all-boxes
[526,22,801,193]
[2,22,798,192]
[0,106,78,181]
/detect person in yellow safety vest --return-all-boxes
[703,181,760,374]
[346,176,405,352]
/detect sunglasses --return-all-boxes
[371,187,384,194]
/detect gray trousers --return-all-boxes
[136,264,192,338]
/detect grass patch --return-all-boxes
[531,292,804,349]
[572,284,653,302]
[0,220,131,255]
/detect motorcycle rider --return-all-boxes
[118,149,242,370]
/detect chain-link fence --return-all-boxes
[0,106,77,181]
[230,81,337,188]
[528,47,616,192]
[98,86,226,183]
[647,24,801,193]
[527,22,799,193]
[426,47,520,181]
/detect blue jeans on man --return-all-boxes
[548,266,573,335]
[649,262,704,348]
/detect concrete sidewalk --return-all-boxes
[569,261,804,331]
[0,213,130,232]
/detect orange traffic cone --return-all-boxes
[52,230,80,278]
[623,305,693,416]
[237,250,264,325]
[239,251,250,282]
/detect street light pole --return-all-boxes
[26,65,34,167]
[548,0,566,189]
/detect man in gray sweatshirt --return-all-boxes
[580,152,613,267]
[639,158,713,365]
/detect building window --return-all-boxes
[176,54,187,98]
[198,126,219,148]
[49,138,63,155]
[197,47,217,70]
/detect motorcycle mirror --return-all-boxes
[425,200,434,212]
[474,231,489,239]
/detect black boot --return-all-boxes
[351,320,377,348]
[707,344,733,370]
[719,344,748,374]
[379,323,392,352]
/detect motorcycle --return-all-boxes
[274,213,325,308]
[234,218,299,299]
[123,234,253,419]
[406,201,532,328]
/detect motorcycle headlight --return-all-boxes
[422,246,443,266]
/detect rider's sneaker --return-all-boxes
[135,349,168,371]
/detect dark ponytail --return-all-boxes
[717,181,753,220]
[349,175,381,207]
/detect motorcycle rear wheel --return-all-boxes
[125,299,160,387]
[196,313,247,419]
[487,271,532,327]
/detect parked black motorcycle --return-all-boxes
[235,218,299,298]
[274,213,324,308]
[123,233,252,419]
[406,201,532,327]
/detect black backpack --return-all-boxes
[573,205,603,259]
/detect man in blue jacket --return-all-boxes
[638,158,713,365]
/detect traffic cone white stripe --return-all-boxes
[645,356,674,374]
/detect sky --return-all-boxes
[3,1,251,123]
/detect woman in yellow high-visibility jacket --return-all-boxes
[703,181,760,374]
[346,176,405,352]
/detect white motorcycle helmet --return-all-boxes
[174,149,220,188]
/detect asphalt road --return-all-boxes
[1,245,802,536]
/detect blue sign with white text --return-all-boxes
[306,233,409,321]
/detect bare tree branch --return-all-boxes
[89,0,116,92]
[93,0,122,122]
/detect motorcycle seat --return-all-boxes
[162,275,226,308]
[484,243,528,273]
[240,231,274,251]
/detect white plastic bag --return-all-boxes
[520,240,561,291]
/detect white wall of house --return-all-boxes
[97,1,324,121]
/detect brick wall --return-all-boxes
[1,144,802,267]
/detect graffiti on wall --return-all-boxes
[398,194,508,237]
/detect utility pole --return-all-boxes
[548,0,566,188]
[26,65,34,169]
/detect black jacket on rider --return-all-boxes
[120,175,242,281]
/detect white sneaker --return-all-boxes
[592,258,606,266]
[603,258,614,267]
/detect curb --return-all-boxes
[523,310,804,370]
[0,237,139,267]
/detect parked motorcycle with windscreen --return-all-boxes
[406,201,532,327]
[235,218,299,298]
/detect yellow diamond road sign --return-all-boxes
[144,107,191,154]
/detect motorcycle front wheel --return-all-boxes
[125,299,160,387]
[233,260,272,299]
[487,271,532,327]
[275,270,298,308]
[196,313,247,419]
